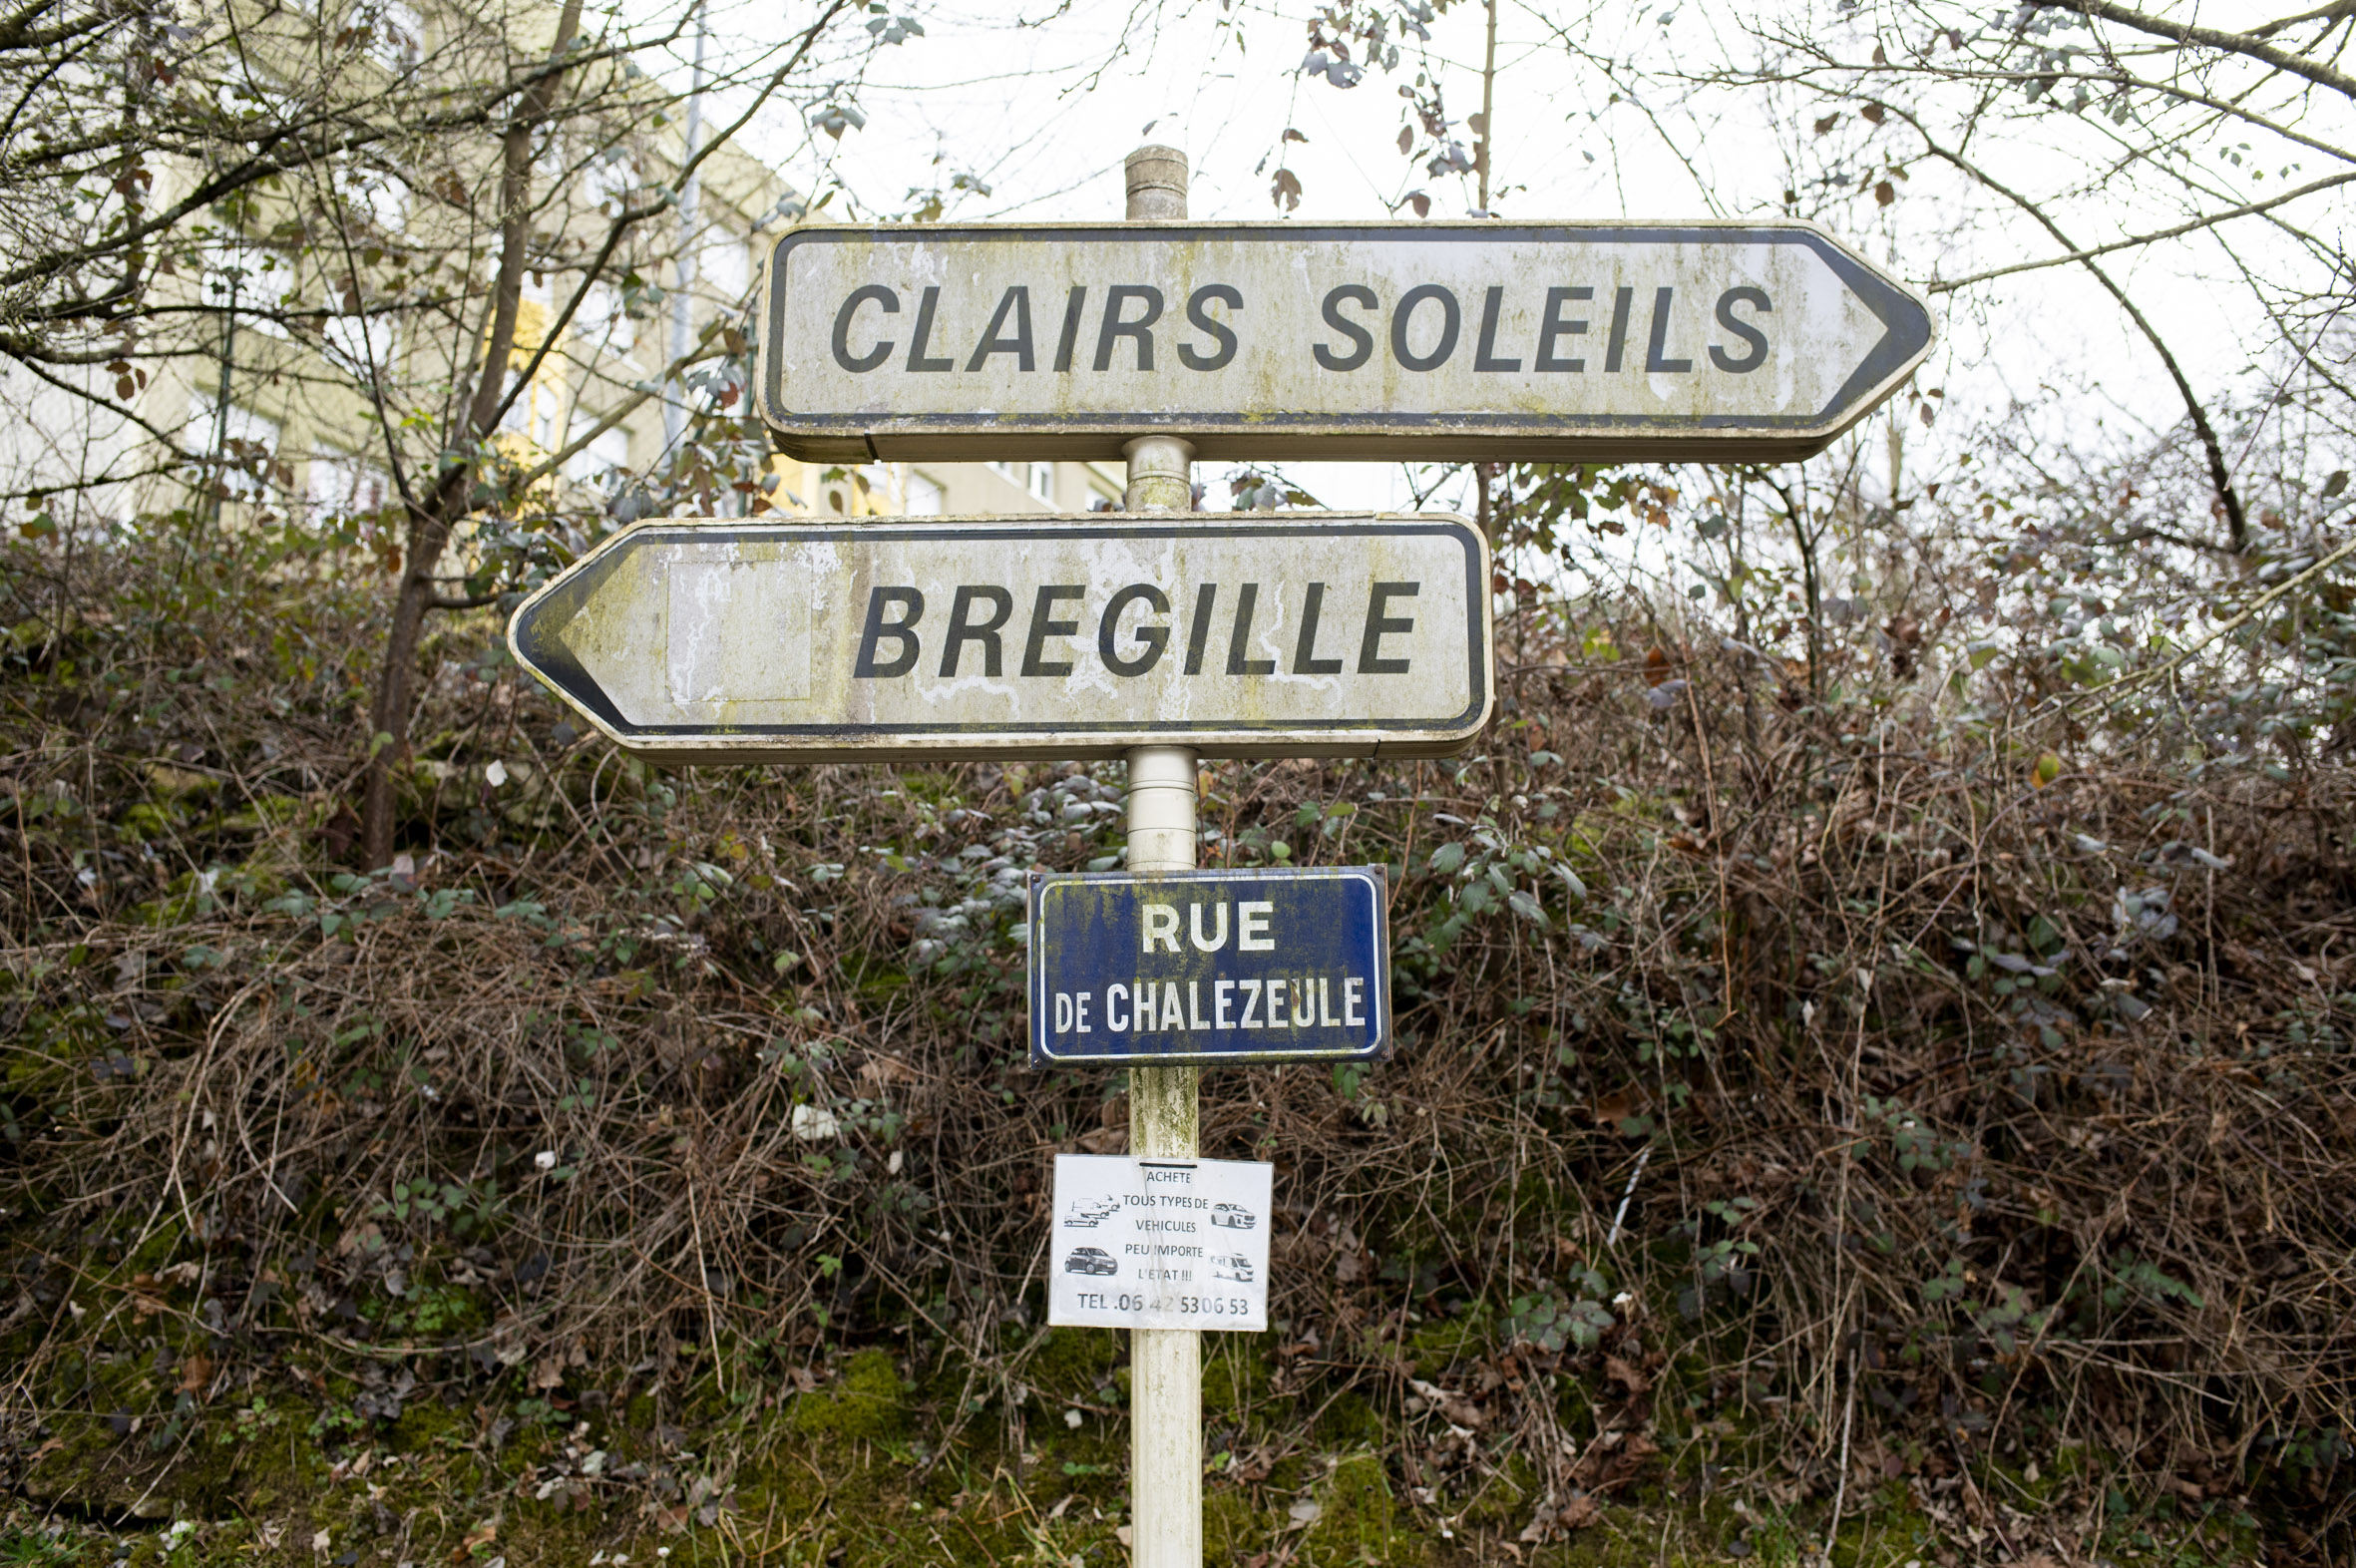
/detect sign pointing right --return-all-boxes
[760,220,1936,462]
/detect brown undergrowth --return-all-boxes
[0,524,2350,1561]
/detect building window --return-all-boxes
[987,459,1056,508]
[204,242,292,341]
[308,448,393,518]
[323,311,396,375]
[566,425,631,486]
[358,0,423,72]
[580,281,635,355]
[699,232,751,310]
[185,392,281,497]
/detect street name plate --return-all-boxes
[1029,867,1390,1068]
[1048,1155,1273,1332]
[759,221,1933,463]
[509,516,1490,762]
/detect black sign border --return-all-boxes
[509,517,1490,745]
[760,221,1931,447]
[1027,865,1393,1069]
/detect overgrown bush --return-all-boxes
[1,505,2350,1557]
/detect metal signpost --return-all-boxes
[512,138,1936,1568]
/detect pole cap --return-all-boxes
[1124,145,1189,220]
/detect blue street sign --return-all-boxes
[1029,866,1391,1068]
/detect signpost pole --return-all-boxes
[1120,142,1201,1568]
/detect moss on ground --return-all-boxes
[1301,1451,1423,1568]
[1024,1326,1120,1401]
[0,1346,2276,1568]
[793,1348,909,1440]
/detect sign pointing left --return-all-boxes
[508,516,1494,762]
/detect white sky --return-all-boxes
[633,0,2349,518]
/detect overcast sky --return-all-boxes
[636,0,2348,518]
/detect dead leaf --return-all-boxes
[1592,1087,1651,1129]
[1519,1490,1602,1542]
[336,1221,385,1258]
[130,1274,168,1320]
[858,1054,916,1088]
[1604,1356,1652,1396]
[178,1353,213,1395]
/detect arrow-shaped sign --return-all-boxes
[509,516,1493,762]
[759,221,1934,463]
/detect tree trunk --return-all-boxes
[358,0,585,869]
[359,538,444,865]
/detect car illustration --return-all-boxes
[1066,1195,1120,1228]
[1210,1203,1256,1230]
[1064,1247,1118,1277]
[1210,1254,1254,1284]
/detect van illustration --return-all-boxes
[1066,1195,1120,1227]
[1211,1254,1254,1284]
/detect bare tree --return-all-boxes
[1637,0,2350,553]
[0,0,891,865]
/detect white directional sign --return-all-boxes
[507,515,1492,762]
[759,221,1934,463]
[1048,1155,1272,1333]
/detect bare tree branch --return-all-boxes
[1889,103,2251,553]
[2032,0,2356,99]
[1929,168,2356,289]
